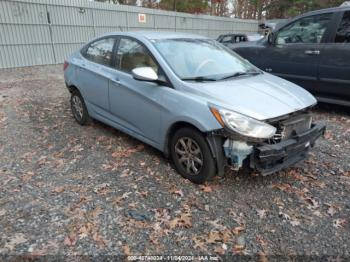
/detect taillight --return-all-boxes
[63,61,69,71]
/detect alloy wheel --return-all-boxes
[174,137,203,175]
[72,95,84,120]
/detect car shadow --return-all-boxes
[87,119,309,187]
[90,118,165,159]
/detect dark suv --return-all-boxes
[232,6,350,107]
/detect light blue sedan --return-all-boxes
[64,31,325,184]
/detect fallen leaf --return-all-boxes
[63,233,77,246]
[333,218,346,228]
[21,171,35,182]
[91,206,103,220]
[0,209,6,216]
[214,245,226,255]
[112,145,144,158]
[30,240,59,256]
[121,169,131,177]
[78,223,93,239]
[122,192,132,199]
[170,188,184,197]
[199,184,213,193]
[192,237,207,251]
[70,144,84,152]
[122,245,132,255]
[304,197,319,208]
[256,235,268,246]
[258,252,268,262]
[278,212,291,220]
[93,232,107,248]
[5,233,28,251]
[93,183,110,194]
[232,226,245,235]
[52,186,65,193]
[168,213,192,229]
[232,244,245,253]
[256,209,267,219]
[207,219,227,231]
[290,219,300,226]
[207,231,222,244]
[327,206,337,217]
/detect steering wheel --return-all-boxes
[194,59,217,75]
[293,35,303,43]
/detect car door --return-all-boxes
[318,10,350,103]
[260,12,334,94]
[108,37,165,144]
[76,37,117,112]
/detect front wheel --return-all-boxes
[170,127,216,184]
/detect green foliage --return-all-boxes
[159,0,209,13]
[266,0,346,18]
[94,0,346,19]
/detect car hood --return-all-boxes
[184,73,317,121]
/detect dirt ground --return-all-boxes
[0,65,349,260]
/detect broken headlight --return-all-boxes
[210,107,276,139]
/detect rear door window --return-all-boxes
[335,11,350,43]
[84,38,116,67]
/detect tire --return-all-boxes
[170,127,216,184]
[70,89,90,125]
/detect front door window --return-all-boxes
[276,13,332,44]
[115,38,158,74]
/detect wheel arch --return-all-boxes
[164,121,203,157]
[164,120,226,178]
[66,84,80,94]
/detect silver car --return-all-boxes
[64,31,325,184]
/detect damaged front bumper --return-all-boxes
[208,122,326,176]
[250,123,326,175]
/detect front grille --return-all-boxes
[271,113,312,142]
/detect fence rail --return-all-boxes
[0,0,258,69]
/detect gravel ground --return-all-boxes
[0,65,349,260]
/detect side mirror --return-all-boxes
[268,32,275,45]
[132,67,158,82]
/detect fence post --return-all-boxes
[45,4,56,64]
[91,8,96,37]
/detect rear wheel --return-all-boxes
[70,89,90,125]
[170,127,216,184]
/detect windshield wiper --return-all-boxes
[181,76,218,82]
[220,70,261,80]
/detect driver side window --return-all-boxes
[276,13,332,44]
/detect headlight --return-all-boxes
[210,107,276,139]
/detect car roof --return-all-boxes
[219,33,246,37]
[299,5,350,17]
[101,31,208,40]
[274,5,350,30]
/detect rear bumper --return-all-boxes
[250,123,326,175]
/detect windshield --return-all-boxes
[153,38,258,81]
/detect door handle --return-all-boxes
[305,50,320,55]
[111,77,121,84]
